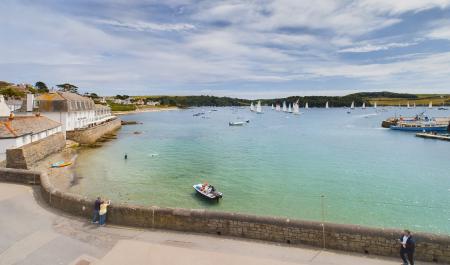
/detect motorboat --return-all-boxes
[193,183,223,200]
[229,120,249,126]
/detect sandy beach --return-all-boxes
[30,142,79,191]
[112,106,178,116]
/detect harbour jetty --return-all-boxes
[416,132,450,141]
[0,168,450,264]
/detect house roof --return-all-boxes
[0,116,61,139]
[36,91,95,112]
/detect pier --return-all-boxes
[416,132,450,141]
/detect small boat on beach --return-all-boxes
[193,183,223,200]
[51,161,72,168]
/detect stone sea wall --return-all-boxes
[66,117,121,145]
[6,132,65,169]
[1,168,449,264]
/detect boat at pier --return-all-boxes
[193,183,223,200]
[390,121,448,132]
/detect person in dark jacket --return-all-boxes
[92,197,102,223]
[400,230,415,265]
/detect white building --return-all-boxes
[0,115,62,161]
[146,100,160,106]
[6,99,23,112]
[0,96,11,117]
[36,91,114,132]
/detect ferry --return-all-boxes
[390,122,448,132]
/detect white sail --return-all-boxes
[407,102,411,109]
[351,101,354,109]
[288,104,292,113]
[413,102,416,108]
[250,102,255,111]
[374,102,377,108]
[293,100,300,114]
[256,100,262,113]
[282,101,287,112]
[325,101,329,109]
[271,104,274,110]
[276,104,281,111]
[428,101,433,109]
[362,102,366,109]
[305,102,309,109]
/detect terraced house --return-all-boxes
[36,91,114,132]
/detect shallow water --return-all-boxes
[72,107,450,234]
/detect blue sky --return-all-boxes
[1,0,450,98]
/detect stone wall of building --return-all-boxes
[34,172,450,264]
[66,117,121,145]
[6,132,65,169]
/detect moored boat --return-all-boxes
[229,120,249,126]
[390,122,448,132]
[193,183,223,200]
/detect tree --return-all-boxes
[56,83,78,94]
[35,81,49,93]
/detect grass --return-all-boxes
[109,103,137,111]
[367,95,450,106]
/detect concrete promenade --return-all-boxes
[0,182,439,265]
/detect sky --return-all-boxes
[1,0,450,98]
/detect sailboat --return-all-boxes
[250,102,255,112]
[374,102,377,109]
[413,102,416,108]
[325,101,329,109]
[362,102,366,109]
[288,103,292,113]
[271,104,274,110]
[305,102,309,109]
[428,101,433,109]
[350,101,355,109]
[407,102,411,109]
[256,100,262,114]
[282,101,287,112]
[275,104,281,111]
[293,100,301,115]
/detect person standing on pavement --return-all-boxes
[99,200,111,226]
[400,230,415,265]
[92,197,102,224]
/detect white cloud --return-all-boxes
[96,19,196,32]
[427,20,450,40]
[339,42,417,53]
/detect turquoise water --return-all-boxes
[72,107,450,234]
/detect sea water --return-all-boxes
[72,107,450,234]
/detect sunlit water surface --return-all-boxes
[72,107,450,234]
